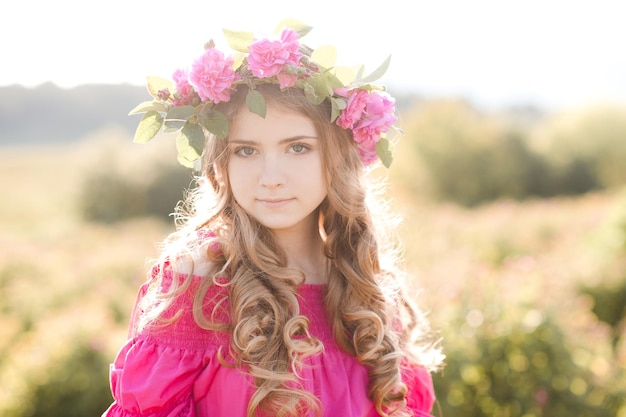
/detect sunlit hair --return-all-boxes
[139,84,441,417]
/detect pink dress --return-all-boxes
[103,267,436,417]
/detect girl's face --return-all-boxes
[227,102,327,237]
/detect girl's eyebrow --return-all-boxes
[229,136,318,145]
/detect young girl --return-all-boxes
[103,20,442,417]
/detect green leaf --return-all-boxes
[324,71,346,90]
[133,111,163,143]
[303,73,333,105]
[223,29,254,52]
[163,106,196,132]
[232,52,246,70]
[359,55,391,84]
[164,120,185,133]
[176,122,205,167]
[333,65,357,86]
[146,76,175,100]
[275,18,313,38]
[330,97,346,123]
[197,110,229,139]
[354,64,365,81]
[176,154,195,168]
[311,45,336,69]
[128,100,168,116]
[182,122,206,154]
[246,90,266,118]
[376,137,394,168]
[166,105,197,121]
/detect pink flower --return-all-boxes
[356,139,379,166]
[352,91,397,141]
[189,48,239,103]
[333,87,348,97]
[276,72,298,89]
[336,89,397,166]
[336,89,369,129]
[171,69,194,106]
[247,29,302,79]
[157,89,171,101]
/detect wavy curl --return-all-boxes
[140,84,441,417]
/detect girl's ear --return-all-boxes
[213,163,226,187]
[206,162,226,191]
[212,163,221,179]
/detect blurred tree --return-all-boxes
[21,343,113,417]
[530,104,626,191]
[397,100,626,206]
[401,100,549,206]
[79,153,195,223]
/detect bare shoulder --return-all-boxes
[170,240,216,278]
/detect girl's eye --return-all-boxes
[289,143,309,154]
[234,146,257,157]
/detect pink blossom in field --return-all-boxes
[189,48,239,103]
[247,29,302,79]
[171,69,194,106]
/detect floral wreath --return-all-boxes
[129,19,400,168]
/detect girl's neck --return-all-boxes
[273,225,328,285]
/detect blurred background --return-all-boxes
[1,1,625,416]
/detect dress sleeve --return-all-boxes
[103,267,230,417]
[103,336,210,417]
[401,359,437,417]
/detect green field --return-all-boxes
[1,135,624,416]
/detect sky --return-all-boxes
[3,0,625,111]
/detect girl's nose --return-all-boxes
[258,155,286,188]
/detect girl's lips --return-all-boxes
[257,198,294,207]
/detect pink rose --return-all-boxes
[333,87,348,97]
[336,89,397,166]
[356,138,379,166]
[172,69,195,106]
[189,48,239,103]
[247,29,302,79]
[276,73,298,89]
[336,89,369,129]
[352,91,397,139]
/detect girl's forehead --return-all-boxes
[229,103,317,142]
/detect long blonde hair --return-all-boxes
[141,84,440,417]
